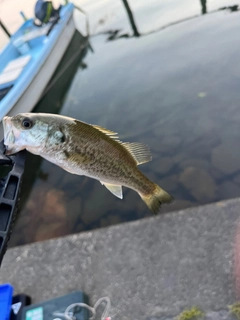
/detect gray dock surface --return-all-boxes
[1,198,240,320]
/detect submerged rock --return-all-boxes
[151,157,176,175]
[174,152,188,163]
[41,189,67,222]
[218,181,240,200]
[159,174,178,193]
[100,214,122,228]
[179,158,210,171]
[179,167,217,202]
[24,186,67,222]
[211,142,240,174]
[210,167,224,181]
[16,186,70,243]
[34,221,71,242]
[81,181,117,225]
[153,135,182,155]
[160,199,196,214]
[66,196,82,228]
[9,213,36,247]
[234,173,240,185]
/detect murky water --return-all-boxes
[1,0,240,246]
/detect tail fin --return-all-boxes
[140,183,174,214]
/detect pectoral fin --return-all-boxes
[100,181,123,199]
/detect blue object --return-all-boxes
[20,11,28,22]
[0,2,75,121]
[0,283,13,320]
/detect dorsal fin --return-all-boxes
[122,142,152,165]
[92,124,119,138]
[92,123,152,165]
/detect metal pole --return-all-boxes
[0,20,11,38]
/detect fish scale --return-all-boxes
[3,113,174,214]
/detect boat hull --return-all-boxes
[0,6,76,138]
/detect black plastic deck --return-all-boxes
[0,140,26,265]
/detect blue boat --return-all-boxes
[0,2,76,134]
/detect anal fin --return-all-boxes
[100,181,123,199]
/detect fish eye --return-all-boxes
[22,117,33,129]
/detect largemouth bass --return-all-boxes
[3,113,174,213]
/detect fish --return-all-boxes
[3,113,174,214]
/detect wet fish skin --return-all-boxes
[3,113,174,213]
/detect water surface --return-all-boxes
[1,0,240,246]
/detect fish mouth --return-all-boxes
[2,116,19,155]
[5,146,20,156]
[3,116,13,141]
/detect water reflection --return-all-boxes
[200,0,207,14]
[121,0,140,37]
[101,1,238,42]
[8,1,240,246]
[219,4,239,12]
